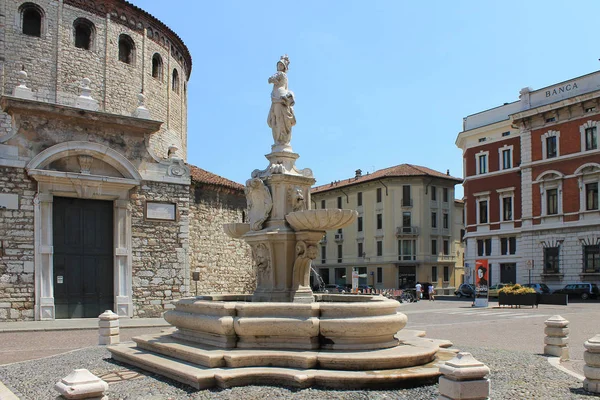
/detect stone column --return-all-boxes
[34,193,55,320]
[99,310,119,345]
[438,352,490,400]
[544,315,569,360]
[584,334,600,393]
[114,199,133,317]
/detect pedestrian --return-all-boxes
[428,284,435,301]
[415,282,422,301]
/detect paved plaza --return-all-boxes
[0,298,597,398]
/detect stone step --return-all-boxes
[132,332,442,370]
[109,341,458,390]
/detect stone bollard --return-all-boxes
[544,315,569,360]
[98,310,119,345]
[583,334,600,393]
[438,352,490,400]
[55,369,108,399]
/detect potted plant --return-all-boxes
[498,284,538,308]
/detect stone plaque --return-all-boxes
[0,194,19,210]
[146,202,176,221]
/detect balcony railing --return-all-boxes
[334,233,344,242]
[437,254,457,262]
[396,226,419,236]
[401,198,413,207]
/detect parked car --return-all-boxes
[324,284,345,293]
[553,283,600,300]
[488,283,509,298]
[523,283,551,294]
[454,283,476,298]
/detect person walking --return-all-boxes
[428,284,435,301]
[415,282,422,302]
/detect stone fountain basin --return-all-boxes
[163,294,406,352]
[285,209,358,231]
[222,223,251,239]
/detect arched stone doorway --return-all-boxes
[26,141,141,320]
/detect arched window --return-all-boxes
[118,34,135,64]
[21,3,43,37]
[73,18,94,50]
[172,69,180,94]
[151,53,163,80]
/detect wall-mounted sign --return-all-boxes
[0,194,19,210]
[146,202,177,221]
[57,276,64,284]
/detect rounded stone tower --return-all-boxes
[0,0,191,160]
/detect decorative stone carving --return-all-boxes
[292,241,317,289]
[78,154,93,174]
[267,55,296,148]
[245,178,272,231]
[132,92,151,119]
[289,187,306,212]
[253,243,271,287]
[75,77,99,111]
[13,69,34,100]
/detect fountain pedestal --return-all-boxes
[108,54,458,390]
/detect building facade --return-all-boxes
[311,165,464,293]
[457,71,600,290]
[0,0,253,321]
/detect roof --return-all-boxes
[188,165,244,192]
[311,164,462,195]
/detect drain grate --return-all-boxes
[96,369,143,383]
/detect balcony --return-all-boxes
[334,233,344,242]
[401,198,413,207]
[396,226,419,236]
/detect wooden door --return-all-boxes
[53,197,113,319]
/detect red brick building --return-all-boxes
[457,72,600,291]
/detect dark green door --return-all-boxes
[53,197,113,319]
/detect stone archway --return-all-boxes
[26,141,141,320]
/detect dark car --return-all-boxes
[454,283,476,298]
[523,283,551,294]
[553,283,599,300]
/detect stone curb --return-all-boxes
[0,319,170,333]
[548,356,585,381]
[0,380,19,400]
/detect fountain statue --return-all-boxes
[109,55,456,389]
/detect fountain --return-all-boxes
[108,55,456,389]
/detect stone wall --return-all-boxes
[130,181,190,317]
[1,0,190,160]
[189,184,255,295]
[0,167,35,321]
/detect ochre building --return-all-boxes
[311,165,465,294]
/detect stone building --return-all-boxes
[0,0,253,321]
[457,70,600,290]
[311,165,465,293]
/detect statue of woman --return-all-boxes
[267,55,296,146]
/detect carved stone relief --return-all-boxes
[245,178,272,231]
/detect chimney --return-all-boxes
[355,169,362,179]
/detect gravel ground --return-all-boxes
[0,345,594,400]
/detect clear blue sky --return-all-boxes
[132,0,600,199]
